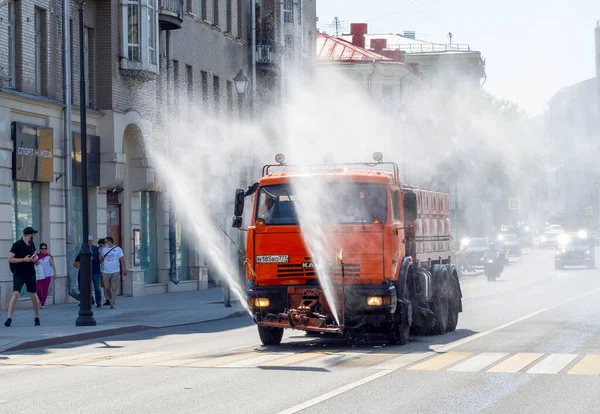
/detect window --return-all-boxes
[201,0,207,20]
[186,65,193,100]
[212,75,220,116]
[237,0,242,38]
[12,181,41,295]
[127,0,140,61]
[147,0,156,65]
[392,191,400,221]
[69,19,74,103]
[175,214,189,281]
[34,8,41,94]
[7,0,16,88]
[226,0,232,33]
[284,0,292,23]
[213,0,219,26]
[226,80,233,119]
[201,70,208,108]
[141,191,158,284]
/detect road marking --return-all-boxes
[448,352,509,372]
[336,353,396,369]
[276,370,395,414]
[20,352,101,366]
[293,354,351,368]
[407,352,471,371]
[527,354,577,374]
[259,352,322,367]
[369,352,433,370]
[184,352,259,368]
[568,355,600,376]
[121,352,198,367]
[152,358,202,367]
[0,352,75,365]
[436,285,600,353]
[86,352,166,367]
[220,353,292,368]
[60,352,135,366]
[487,353,544,373]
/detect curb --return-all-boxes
[3,310,250,353]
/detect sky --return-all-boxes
[316,0,600,115]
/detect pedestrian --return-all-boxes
[36,243,57,309]
[5,227,41,327]
[100,237,127,309]
[73,236,102,306]
[97,238,110,306]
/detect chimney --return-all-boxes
[350,23,368,49]
[371,38,387,54]
[403,30,416,39]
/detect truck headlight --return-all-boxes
[586,250,591,255]
[250,298,270,307]
[555,250,561,255]
[487,259,494,264]
[367,296,383,306]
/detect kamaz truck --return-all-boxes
[232,153,463,346]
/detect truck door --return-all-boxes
[386,190,403,280]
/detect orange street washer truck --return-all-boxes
[232,153,462,346]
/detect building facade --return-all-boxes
[0,0,268,309]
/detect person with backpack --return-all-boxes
[5,227,41,327]
[99,237,127,309]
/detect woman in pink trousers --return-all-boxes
[36,243,57,309]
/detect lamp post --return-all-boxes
[223,69,250,308]
[75,0,96,326]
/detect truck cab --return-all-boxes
[233,153,462,346]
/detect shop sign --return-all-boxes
[72,133,101,187]
[12,122,54,183]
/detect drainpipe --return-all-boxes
[367,60,377,99]
[279,0,285,102]
[63,0,77,300]
[251,0,256,112]
[166,30,179,285]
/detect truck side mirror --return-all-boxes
[234,189,245,217]
[403,191,417,222]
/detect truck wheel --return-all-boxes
[387,285,411,345]
[258,325,284,346]
[446,274,460,332]
[431,273,449,335]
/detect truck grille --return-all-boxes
[277,264,316,278]
[332,263,360,277]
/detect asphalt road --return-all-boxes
[2,247,600,414]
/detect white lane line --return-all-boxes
[435,285,600,353]
[527,354,578,375]
[276,370,394,414]
[448,352,509,373]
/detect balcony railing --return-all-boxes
[159,0,184,30]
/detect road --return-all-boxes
[2,248,600,414]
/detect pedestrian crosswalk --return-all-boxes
[2,348,600,376]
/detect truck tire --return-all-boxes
[431,269,449,335]
[387,283,411,345]
[258,325,284,346]
[446,273,460,332]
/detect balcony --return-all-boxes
[159,0,184,30]
[256,41,279,71]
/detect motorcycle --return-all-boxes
[484,250,503,282]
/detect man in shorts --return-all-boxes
[6,227,41,326]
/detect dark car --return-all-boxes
[555,233,595,270]
[540,231,560,249]
[498,233,521,256]
[460,237,490,270]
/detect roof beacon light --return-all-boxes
[373,152,383,163]
[275,153,285,164]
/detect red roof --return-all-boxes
[317,32,392,62]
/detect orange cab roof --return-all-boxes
[259,169,397,186]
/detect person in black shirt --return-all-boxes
[6,227,41,327]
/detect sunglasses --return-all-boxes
[40,248,47,250]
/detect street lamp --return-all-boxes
[233,69,250,95]
[75,0,96,326]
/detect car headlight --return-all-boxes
[586,250,591,255]
[487,259,494,264]
[555,250,561,255]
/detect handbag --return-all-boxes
[35,263,45,281]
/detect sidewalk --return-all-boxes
[0,288,248,353]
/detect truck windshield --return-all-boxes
[255,183,388,225]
